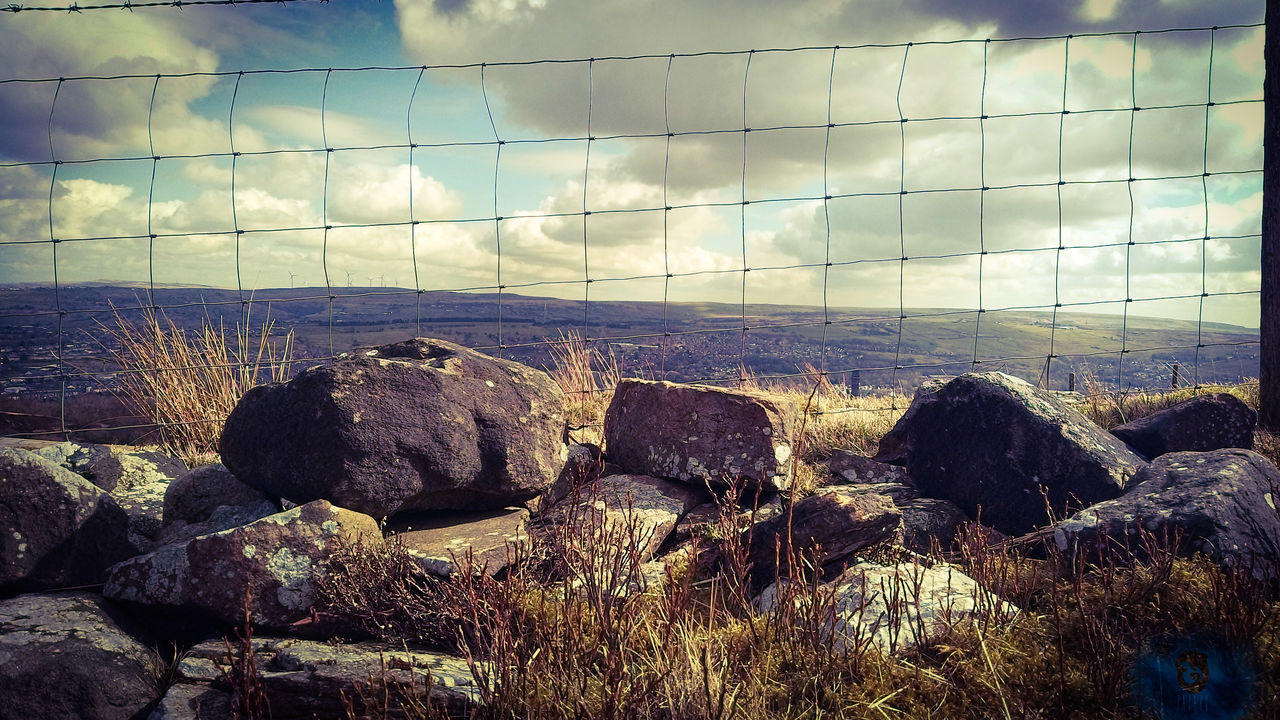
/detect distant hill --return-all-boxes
[0,285,1259,396]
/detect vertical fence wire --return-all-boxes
[408,67,426,335]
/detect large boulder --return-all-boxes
[0,448,136,591]
[160,464,278,546]
[876,372,1145,536]
[219,338,566,518]
[758,560,1016,656]
[1038,449,1280,583]
[104,500,383,630]
[160,637,484,719]
[1110,393,1256,459]
[746,487,901,592]
[604,379,793,493]
[0,592,158,720]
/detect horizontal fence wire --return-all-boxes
[0,23,1265,443]
[2,0,326,11]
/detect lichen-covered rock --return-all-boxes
[30,440,187,493]
[0,592,158,720]
[160,464,278,545]
[148,683,231,720]
[877,372,1145,536]
[169,636,485,719]
[758,560,1016,656]
[539,443,605,510]
[104,500,383,630]
[604,379,793,492]
[540,474,708,564]
[1036,449,1280,583]
[746,487,901,592]
[0,448,137,591]
[220,337,566,518]
[825,451,911,485]
[1110,393,1256,459]
[389,506,530,578]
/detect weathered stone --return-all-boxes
[539,443,605,510]
[148,683,231,720]
[671,496,784,547]
[388,506,529,578]
[1032,449,1280,583]
[873,379,946,465]
[898,498,969,555]
[876,372,1145,536]
[0,592,158,720]
[746,488,901,592]
[159,464,278,546]
[174,636,486,719]
[826,451,911,485]
[30,440,186,493]
[1111,393,1256,459]
[220,337,566,518]
[758,560,1016,656]
[104,500,383,630]
[0,448,136,590]
[604,379,793,492]
[544,474,709,563]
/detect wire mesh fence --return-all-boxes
[0,22,1265,445]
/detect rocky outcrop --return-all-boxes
[160,464,278,546]
[220,337,566,518]
[388,506,530,578]
[1110,393,1256,459]
[1035,449,1280,583]
[746,488,901,591]
[158,636,485,719]
[540,442,606,510]
[104,500,383,630]
[0,448,136,591]
[604,379,793,493]
[876,372,1145,536]
[0,592,158,720]
[759,560,1016,656]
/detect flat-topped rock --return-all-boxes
[604,379,793,493]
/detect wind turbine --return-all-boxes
[367,276,374,287]
[378,275,385,288]
[345,271,353,288]
[288,271,297,289]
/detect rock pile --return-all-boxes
[0,339,1274,719]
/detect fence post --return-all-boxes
[1264,0,1280,429]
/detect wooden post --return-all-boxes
[1171,363,1181,389]
[1265,0,1280,429]
[1069,372,1077,393]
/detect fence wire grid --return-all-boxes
[0,22,1266,443]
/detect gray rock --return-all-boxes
[604,379,793,493]
[388,506,530,578]
[758,560,1016,656]
[897,498,969,555]
[31,440,186,493]
[1038,449,1280,583]
[148,683,231,720]
[220,337,566,518]
[0,448,136,590]
[159,464,277,546]
[0,592,158,720]
[826,451,911,485]
[876,372,1145,536]
[105,500,383,630]
[174,636,485,718]
[542,474,709,564]
[1111,393,1256,459]
[746,487,901,592]
[539,443,605,510]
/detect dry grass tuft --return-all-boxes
[92,301,293,465]
[546,330,624,446]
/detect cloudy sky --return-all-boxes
[0,0,1266,326]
